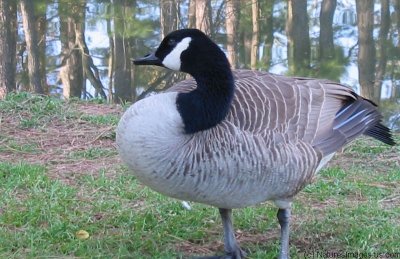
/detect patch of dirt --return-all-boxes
[174,230,279,257]
[175,240,221,256]
[0,102,123,185]
[74,102,123,116]
[379,193,400,210]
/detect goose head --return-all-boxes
[133,29,235,134]
[133,29,231,78]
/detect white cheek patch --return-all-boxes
[162,37,192,71]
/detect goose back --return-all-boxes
[169,70,360,156]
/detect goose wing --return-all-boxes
[168,70,393,156]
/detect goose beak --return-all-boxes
[132,52,163,66]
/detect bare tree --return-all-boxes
[356,0,377,101]
[250,0,259,70]
[158,0,187,92]
[20,0,44,94]
[286,0,311,75]
[112,0,135,103]
[195,0,212,35]
[77,25,107,99]
[319,0,337,60]
[188,0,196,28]
[59,0,106,99]
[373,0,390,103]
[393,0,400,100]
[160,0,179,38]
[0,0,17,99]
[36,0,48,94]
[106,2,114,103]
[395,0,400,46]
[261,0,274,70]
[59,0,84,99]
[225,0,239,68]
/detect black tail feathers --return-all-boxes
[364,122,396,146]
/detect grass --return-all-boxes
[69,147,117,160]
[0,92,69,128]
[0,138,39,154]
[0,93,399,258]
[79,114,120,126]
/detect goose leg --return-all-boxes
[219,208,246,259]
[277,208,291,259]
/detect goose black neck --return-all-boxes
[176,65,235,134]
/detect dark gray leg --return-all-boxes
[277,208,291,259]
[219,208,246,259]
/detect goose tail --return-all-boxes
[364,121,396,146]
[314,96,396,155]
[341,97,396,146]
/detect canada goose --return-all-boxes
[116,29,395,259]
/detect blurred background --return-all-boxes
[0,0,399,130]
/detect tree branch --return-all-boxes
[75,25,107,99]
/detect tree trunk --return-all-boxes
[106,2,114,103]
[195,0,212,35]
[113,0,135,103]
[373,0,390,103]
[319,0,336,60]
[0,0,17,99]
[59,0,85,99]
[261,0,274,70]
[160,0,179,38]
[188,0,196,28]
[250,0,259,70]
[391,0,400,100]
[395,0,400,48]
[76,20,107,99]
[356,0,376,101]
[225,0,239,68]
[286,0,310,75]
[159,0,186,86]
[36,0,48,94]
[20,0,44,94]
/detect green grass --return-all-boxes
[0,92,74,129]
[0,162,219,258]
[0,138,39,154]
[79,114,120,126]
[0,157,398,258]
[0,93,399,258]
[69,147,117,160]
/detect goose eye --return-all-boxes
[167,39,176,47]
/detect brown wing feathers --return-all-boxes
[168,70,395,155]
